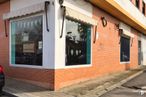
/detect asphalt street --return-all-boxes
[0,91,16,97]
[101,71,146,97]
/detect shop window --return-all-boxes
[11,15,43,66]
[65,18,91,66]
[136,0,140,9]
[142,1,145,15]
[120,36,130,62]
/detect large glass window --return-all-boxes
[65,18,91,66]
[136,0,140,9]
[142,1,145,15]
[11,15,43,66]
[120,36,130,62]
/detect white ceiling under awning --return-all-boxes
[66,7,98,25]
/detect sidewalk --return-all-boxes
[3,78,73,97]
[3,66,146,97]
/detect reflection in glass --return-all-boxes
[11,15,43,66]
[65,18,91,65]
[120,36,130,62]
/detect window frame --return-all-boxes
[120,35,131,64]
[64,18,93,68]
[9,13,46,69]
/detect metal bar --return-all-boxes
[93,25,97,43]
[60,6,66,38]
[4,20,8,37]
[45,1,50,32]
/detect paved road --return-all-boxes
[0,91,16,97]
[101,71,146,97]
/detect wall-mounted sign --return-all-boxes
[23,42,35,53]
[22,33,29,42]
[38,41,42,49]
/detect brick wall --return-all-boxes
[54,6,139,90]
[0,2,139,90]
[0,1,55,90]
[6,67,55,89]
[0,1,9,69]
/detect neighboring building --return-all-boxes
[0,0,146,90]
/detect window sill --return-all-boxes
[120,62,130,64]
[9,64,48,69]
[64,64,92,69]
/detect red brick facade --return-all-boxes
[0,1,140,90]
[54,6,139,90]
[0,1,55,90]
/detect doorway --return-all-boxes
[138,40,142,65]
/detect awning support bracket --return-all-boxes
[93,25,97,43]
[45,1,50,32]
[60,6,66,38]
[4,20,8,37]
[119,29,123,44]
[131,38,133,46]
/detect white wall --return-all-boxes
[141,35,146,65]
[115,0,146,27]
[54,0,93,69]
[10,0,56,69]
[10,0,93,69]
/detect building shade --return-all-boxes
[65,7,97,25]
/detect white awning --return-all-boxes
[119,22,134,38]
[3,2,46,20]
[65,7,98,25]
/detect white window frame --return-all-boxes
[64,18,93,68]
[9,13,48,69]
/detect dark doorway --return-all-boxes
[138,40,142,65]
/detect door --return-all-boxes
[138,40,142,65]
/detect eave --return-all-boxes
[89,0,146,34]
[0,0,9,4]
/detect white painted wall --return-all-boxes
[54,0,93,69]
[141,35,146,65]
[115,0,146,27]
[10,0,56,69]
[9,0,93,69]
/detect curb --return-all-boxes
[97,70,144,97]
